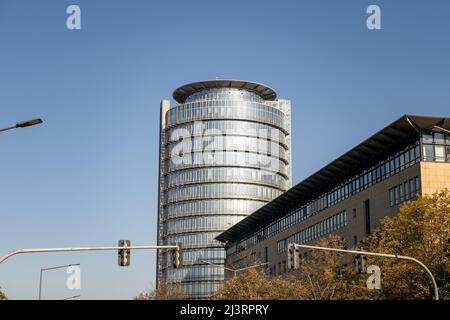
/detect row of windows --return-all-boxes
[165,120,288,148]
[164,199,265,220]
[276,210,348,254]
[166,100,287,132]
[423,144,450,162]
[164,215,245,236]
[165,135,288,164]
[422,130,450,145]
[165,183,282,204]
[165,151,289,176]
[186,88,264,104]
[422,130,450,162]
[165,232,224,249]
[165,167,288,191]
[165,265,224,283]
[161,248,226,269]
[389,176,420,207]
[227,140,419,255]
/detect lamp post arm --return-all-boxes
[234,262,270,273]
[0,125,16,133]
[199,260,235,273]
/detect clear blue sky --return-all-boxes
[0,0,449,299]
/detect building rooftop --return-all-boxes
[172,79,277,104]
[216,114,450,243]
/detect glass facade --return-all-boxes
[277,210,347,254]
[389,176,420,207]
[421,130,450,162]
[158,84,291,299]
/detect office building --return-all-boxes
[157,80,292,298]
[217,115,450,275]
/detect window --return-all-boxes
[389,176,420,207]
[276,210,347,254]
[435,145,445,162]
[422,131,433,143]
[434,133,445,144]
[364,200,371,235]
[421,130,450,163]
[389,188,395,207]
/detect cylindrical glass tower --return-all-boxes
[157,80,291,299]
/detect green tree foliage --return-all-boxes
[212,237,347,300]
[350,189,450,300]
[0,290,7,300]
[211,268,306,300]
[133,282,186,300]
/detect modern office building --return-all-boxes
[217,115,450,276]
[157,80,292,299]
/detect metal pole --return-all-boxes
[0,119,43,133]
[0,245,178,265]
[38,264,80,300]
[199,260,236,273]
[292,243,439,300]
[63,294,81,300]
[38,269,43,300]
[0,125,16,133]
[234,262,269,273]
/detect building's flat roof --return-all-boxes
[216,114,450,243]
[172,80,277,104]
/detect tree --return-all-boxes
[133,282,186,300]
[350,189,450,300]
[293,236,350,300]
[0,290,7,300]
[212,237,348,300]
[211,268,306,300]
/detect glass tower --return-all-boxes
[157,80,291,299]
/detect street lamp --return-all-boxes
[63,294,81,300]
[200,260,269,277]
[290,243,440,300]
[0,118,43,133]
[38,263,80,300]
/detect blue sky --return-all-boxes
[0,0,449,299]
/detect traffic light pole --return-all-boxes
[291,243,439,300]
[0,245,178,265]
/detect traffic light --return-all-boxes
[354,254,367,274]
[171,242,182,269]
[287,243,299,270]
[118,240,131,267]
